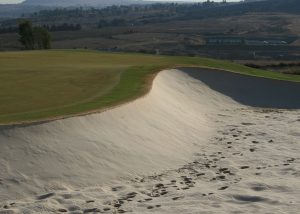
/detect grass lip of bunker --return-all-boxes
[1,49,300,125]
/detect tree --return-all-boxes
[33,27,51,49]
[18,20,51,50]
[18,20,34,50]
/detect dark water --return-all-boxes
[182,67,300,109]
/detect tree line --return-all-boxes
[0,27,18,34]
[43,23,82,32]
[25,0,300,24]
[0,23,82,34]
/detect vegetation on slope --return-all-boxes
[0,49,299,124]
[2,0,300,31]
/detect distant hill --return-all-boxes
[0,4,49,18]
[244,0,264,2]
[22,0,146,7]
[1,0,299,19]
[186,0,300,19]
[0,0,149,18]
[241,0,300,13]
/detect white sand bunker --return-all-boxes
[0,69,299,214]
[0,69,224,200]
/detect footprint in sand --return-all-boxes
[68,205,81,212]
[83,208,101,213]
[218,186,229,190]
[36,192,55,200]
[172,196,184,200]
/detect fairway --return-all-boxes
[0,50,299,124]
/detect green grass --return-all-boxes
[0,49,299,124]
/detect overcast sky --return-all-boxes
[0,0,241,4]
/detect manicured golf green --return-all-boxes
[0,49,299,124]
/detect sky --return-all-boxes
[0,0,23,3]
[0,0,241,4]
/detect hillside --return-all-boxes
[0,0,148,18]
[22,0,146,7]
[1,0,300,60]
[0,4,49,18]
[185,0,300,19]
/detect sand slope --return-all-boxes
[0,68,299,214]
[0,69,225,201]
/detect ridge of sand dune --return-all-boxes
[0,68,299,214]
